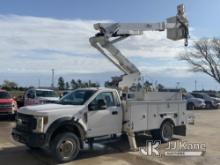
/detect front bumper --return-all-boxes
[196,103,206,109]
[12,128,46,147]
[210,103,219,109]
[0,109,16,115]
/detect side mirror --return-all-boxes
[13,96,17,101]
[88,99,107,111]
[97,99,107,110]
[88,103,96,111]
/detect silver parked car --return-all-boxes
[191,92,219,109]
[184,93,206,110]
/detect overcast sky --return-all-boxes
[0,0,219,91]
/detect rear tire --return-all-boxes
[151,121,174,143]
[50,132,80,163]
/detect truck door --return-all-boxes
[87,91,122,138]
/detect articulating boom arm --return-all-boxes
[89,4,189,89]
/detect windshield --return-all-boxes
[208,93,220,98]
[0,91,11,99]
[36,90,58,97]
[59,89,97,105]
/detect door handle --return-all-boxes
[112,111,118,115]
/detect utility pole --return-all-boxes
[38,79,41,88]
[51,69,54,89]
[194,80,197,91]
[176,82,180,89]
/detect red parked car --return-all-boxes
[0,90,17,115]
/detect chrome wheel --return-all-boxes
[59,140,75,158]
[51,133,80,163]
[161,122,173,142]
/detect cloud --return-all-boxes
[0,15,192,80]
[140,65,194,78]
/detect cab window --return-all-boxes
[0,91,11,99]
[89,92,115,111]
[27,90,35,99]
[59,89,96,105]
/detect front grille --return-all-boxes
[16,113,37,132]
[0,103,12,109]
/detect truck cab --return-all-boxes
[12,88,123,162]
[58,88,123,137]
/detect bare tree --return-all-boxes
[179,38,220,84]
[2,80,18,90]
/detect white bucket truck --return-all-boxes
[12,4,189,163]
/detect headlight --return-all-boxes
[211,100,217,104]
[33,116,48,133]
[12,101,17,111]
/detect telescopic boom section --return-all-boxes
[89,4,189,89]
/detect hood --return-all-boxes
[18,103,84,116]
[187,97,204,102]
[38,97,60,101]
[0,98,13,104]
[211,97,220,102]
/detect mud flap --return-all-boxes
[174,125,186,136]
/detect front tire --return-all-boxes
[151,121,174,143]
[50,132,80,163]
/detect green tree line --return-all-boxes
[57,77,100,90]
